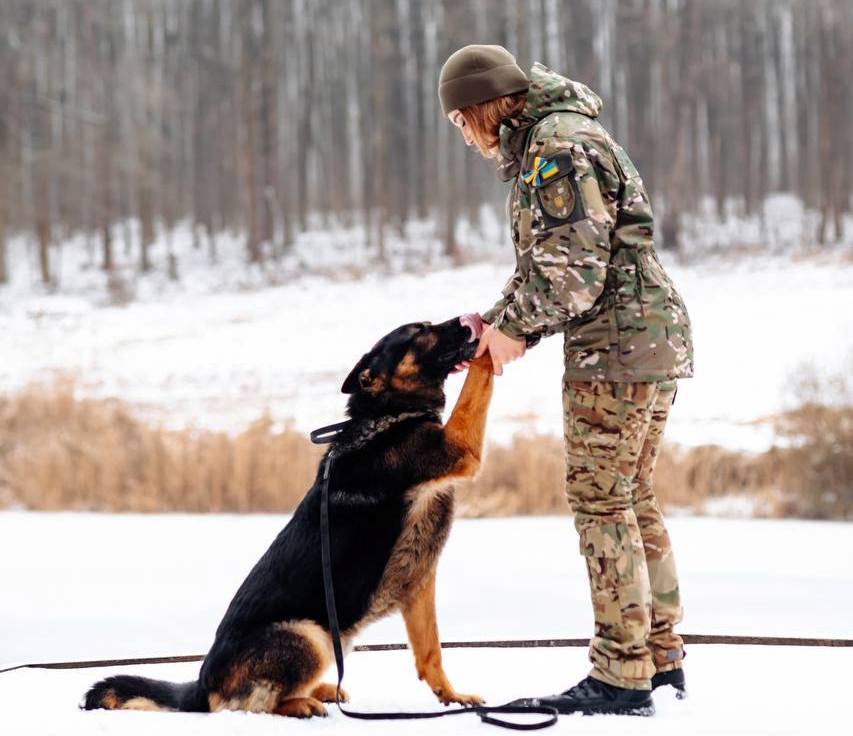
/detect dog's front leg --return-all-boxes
[443,353,494,475]
[401,567,483,706]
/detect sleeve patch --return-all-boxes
[528,153,586,228]
[522,155,560,187]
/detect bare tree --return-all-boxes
[238,0,262,263]
[0,0,850,292]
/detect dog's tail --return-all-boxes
[82,675,207,713]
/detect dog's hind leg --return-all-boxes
[208,620,332,717]
[443,353,494,473]
[402,566,484,706]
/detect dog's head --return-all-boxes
[342,317,479,413]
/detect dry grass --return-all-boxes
[0,382,322,512]
[458,434,788,517]
[1,380,851,519]
[770,366,853,519]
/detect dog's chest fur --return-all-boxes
[357,479,455,627]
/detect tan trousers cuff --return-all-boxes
[589,655,654,690]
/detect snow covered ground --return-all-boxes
[1,252,851,452]
[1,512,851,734]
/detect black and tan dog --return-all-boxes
[83,316,493,718]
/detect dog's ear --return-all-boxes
[342,353,374,394]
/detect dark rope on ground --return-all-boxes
[2,634,851,675]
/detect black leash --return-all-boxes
[4,635,852,676]
[311,420,558,730]
[4,634,851,676]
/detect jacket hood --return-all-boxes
[496,63,602,181]
[524,62,602,120]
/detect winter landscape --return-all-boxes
[2,215,852,451]
[2,217,851,734]
[2,1,852,734]
[2,513,853,734]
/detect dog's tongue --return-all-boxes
[459,313,484,342]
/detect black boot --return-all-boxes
[652,668,686,699]
[508,676,654,716]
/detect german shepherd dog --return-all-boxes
[84,316,493,718]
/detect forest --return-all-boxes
[1,0,851,287]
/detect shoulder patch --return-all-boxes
[526,152,586,228]
[522,155,561,188]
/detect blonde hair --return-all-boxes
[459,92,527,157]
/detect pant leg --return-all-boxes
[563,379,659,690]
[632,380,684,672]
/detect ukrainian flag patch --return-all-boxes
[522,156,559,187]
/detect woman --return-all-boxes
[438,45,693,716]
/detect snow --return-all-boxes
[1,250,852,453]
[681,194,853,257]
[4,646,851,735]
[0,212,508,306]
[1,511,851,734]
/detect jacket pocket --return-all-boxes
[613,253,687,373]
[565,305,612,374]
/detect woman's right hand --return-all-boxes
[474,323,526,376]
[452,313,485,373]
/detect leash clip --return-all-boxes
[310,420,351,445]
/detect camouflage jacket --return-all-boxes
[482,63,693,382]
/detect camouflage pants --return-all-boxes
[563,379,683,690]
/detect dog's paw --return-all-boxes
[434,687,485,707]
[310,682,349,703]
[276,696,328,718]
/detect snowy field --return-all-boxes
[1,512,851,734]
[1,251,852,453]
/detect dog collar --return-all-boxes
[310,410,440,455]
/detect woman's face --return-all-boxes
[448,110,499,159]
[448,110,475,148]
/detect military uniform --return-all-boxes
[482,63,693,690]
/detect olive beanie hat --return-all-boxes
[438,44,529,115]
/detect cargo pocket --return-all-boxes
[578,523,629,629]
[578,523,623,558]
[578,521,650,635]
[564,380,623,462]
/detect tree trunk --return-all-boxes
[138,7,155,272]
[370,1,391,263]
[0,164,6,282]
[296,7,314,233]
[659,0,701,252]
[260,0,279,251]
[0,227,7,284]
[239,0,262,263]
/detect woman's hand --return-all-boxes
[474,324,525,375]
[452,313,485,373]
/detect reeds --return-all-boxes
[2,380,850,519]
